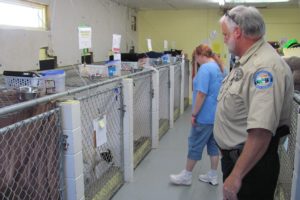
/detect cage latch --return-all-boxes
[62,135,69,150]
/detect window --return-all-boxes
[0,0,47,30]
[221,0,289,3]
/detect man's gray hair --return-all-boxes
[220,5,265,39]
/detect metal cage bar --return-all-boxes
[158,67,170,139]
[173,63,182,122]
[132,73,153,168]
[275,93,300,200]
[75,82,124,200]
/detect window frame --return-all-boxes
[0,0,48,31]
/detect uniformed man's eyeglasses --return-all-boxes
[225,12,238,25]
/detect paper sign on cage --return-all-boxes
[93,115,107,148]
[78,26,92,49]
[112,34,121,53]
[147,39,152,51]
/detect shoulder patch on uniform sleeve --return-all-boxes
[253,70,273,89]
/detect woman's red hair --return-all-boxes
[195,44,224,72]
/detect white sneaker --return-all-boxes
[170,170,192,186]
[199,173,218,186]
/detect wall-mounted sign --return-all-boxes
[147,38,152,51]
[112,34,122,53]
[164,40,168,50]
[78,26,92,49]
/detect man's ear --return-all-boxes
[234,27,242,39]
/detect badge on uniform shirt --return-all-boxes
[234,68,244,81]
[253,70,273,89]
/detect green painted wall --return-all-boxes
[261,8,300,41]
[137,8,300,63]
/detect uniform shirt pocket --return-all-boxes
[217,76,231,101]
[228,81,242,95]
[223,80,246,120]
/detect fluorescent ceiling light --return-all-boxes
[224,0,290,3]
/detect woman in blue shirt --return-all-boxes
[170,44,225,186]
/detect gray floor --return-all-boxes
[112,107,223,200]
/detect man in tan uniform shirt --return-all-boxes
[215,5,294,200]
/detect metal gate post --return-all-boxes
[122,78,134,182]
[151,68,159,148]
[60,100,84,200]
[180,60,185,114]
[169,65,175,128]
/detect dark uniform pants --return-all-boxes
[221,138,280,200]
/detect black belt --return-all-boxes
[220,144,244,162]
[220,125,290,162]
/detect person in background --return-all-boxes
[169,44,225,186]
[215,5,294,200]
[284,56,300,91]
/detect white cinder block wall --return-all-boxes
[0,0,137,73]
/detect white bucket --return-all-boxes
[40,69,65,94]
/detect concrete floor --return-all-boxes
[112,107,223,200]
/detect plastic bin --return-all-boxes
[105,60,121,77]
[79,64,107,77]
[121,62,138,71]
[3,71,43,89]
[40,69,65,93]
[4,76,40,89]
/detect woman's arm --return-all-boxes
[191,91,206,125]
